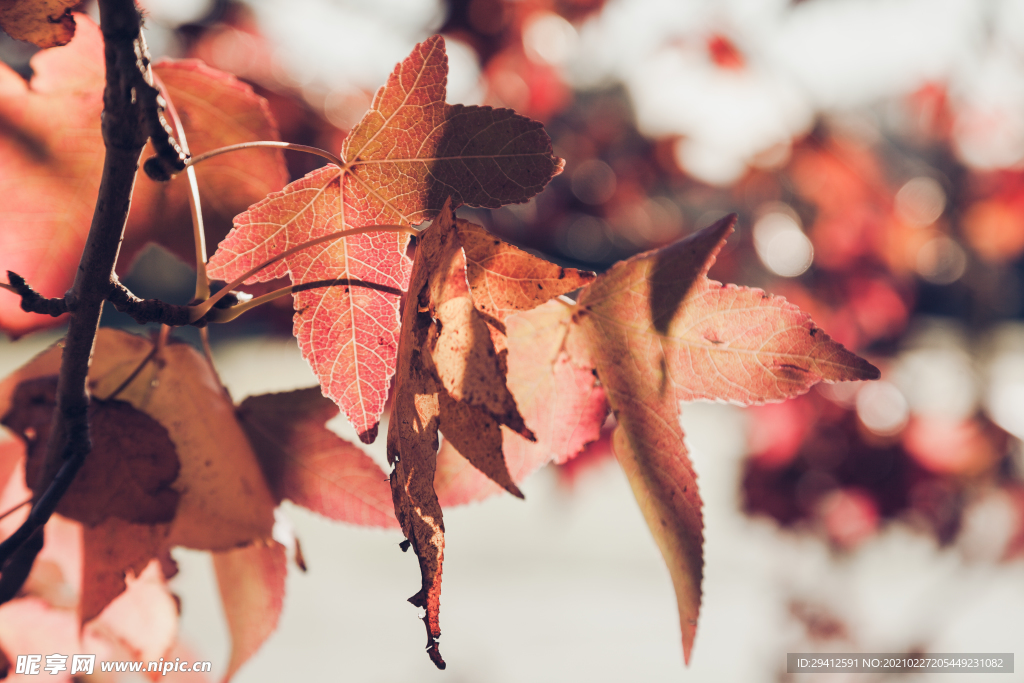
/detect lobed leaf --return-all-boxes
[572,214,879,663]
[0,329,277,624]
[86,330,277,551]
[238,388,398,528]
[208,35,562,444]
[0,329,277,552]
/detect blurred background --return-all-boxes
[3,0,1024,680]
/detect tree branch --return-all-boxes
[5,272,70,317]
[0,0,159,589]
[107,280,192,326]
[106,280,240,327]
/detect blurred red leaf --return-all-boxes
[819,488,879,549]
[707,34,744,70]
[238,388,398,528]
[902,417,1004,477]
[214,540,287,681]
[0,15,286,338]
[962,198,1024,263]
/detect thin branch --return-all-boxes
[0,283,15,294]
[185,141,344,169]
[5,272,70,317]
[107,279,191,326]
[0,0,154,585]
[191,224,417,321]
[199,327,219,379]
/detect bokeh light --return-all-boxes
[753,211,814,277]
[856,381,910,436]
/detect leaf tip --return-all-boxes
[427,642,447,670]
[859,359,882,381]
[358,423,379,444]
[682,624,696,665]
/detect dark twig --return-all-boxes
[0,0,157,593]
[107,280,192,326]
[0,528,43,604]
[5,272,70,317]
[107,280,240,327]
[133,60,187,180]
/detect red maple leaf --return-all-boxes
[569,215,878,662]
[206,35,562,444]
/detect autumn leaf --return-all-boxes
[238,388,398,528]
[81,519,171,625]
[0,14,104,337]
[207,35,562,444]
[85,330,277,551]
[1,374,181,624]
[435,296,608,506]
[388,201,557,668]
[0,0,76,48]
[0,329,276,622]
[0,329,276,549]
[122,59,288,268]
[0,561,179,667]
[571,215,880,663]
[454,219,594,325]
[0,14,286,337]
[214,541,287,681]
[3,377,180,528]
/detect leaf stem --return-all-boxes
[153,72,211,302]
[0,283,15,294]
[191,224,417,321]
[188,141,344,169]
[206,276,405,323]
[104,344,158,401]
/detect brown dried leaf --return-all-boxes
[457,220,595,324]
[87,331,276,550]
[0,0,75,48]
[3,377,180,527]
[389,201,549,668]
[0,329,276,551]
